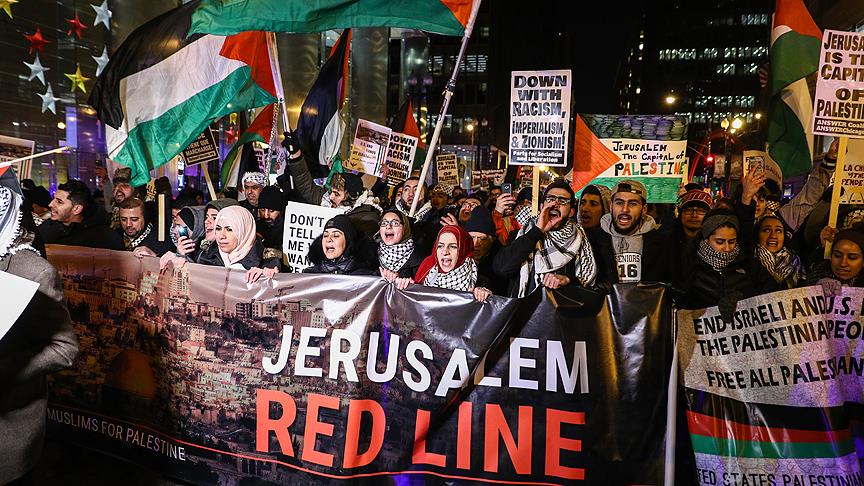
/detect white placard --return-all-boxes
[436,153,459,187]
[813,29,864,138]
[508,69,572,166]
[384,132,418,186]
[282,202,348,272]
[346,119,392,177]
[0,270,40,342]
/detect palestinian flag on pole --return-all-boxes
[295,28,351,179]
[766,0,822,177]
[89,0,277,186]
[188,0,473,37]
[389,97,426,172]
[221,104,276,187]
[570,114,621,193]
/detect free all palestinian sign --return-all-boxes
[508,69,572,167]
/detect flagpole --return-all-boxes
[266,32,292,133]
[409,0,483,217]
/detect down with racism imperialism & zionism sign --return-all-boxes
[45,246,673,485]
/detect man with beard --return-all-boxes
[39,179,123,250]
[240,171,267,219]
[589,179,674,287]
[494,180,597,297]
[578,184,611,230]
[395,177,432,221]
[117,197,175,257]
[108,170,136,230]
[257,185,288,268]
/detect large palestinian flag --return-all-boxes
[89,0,276,186]
[188,0,474,37]
[767,0,822,177]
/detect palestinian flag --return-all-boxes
[766,0,822,177]
[686,390,861,469]
[389,97,426,172]
[295,28,351,179]
[570,114,620,192]
[221,104,276,187]
[89,0,276,186]
[188,0,473,37]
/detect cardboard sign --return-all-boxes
[346,119,391,177]
[182,128,220,166]
[509,69,572,167]
[436,153,459,187]
[282,202,347,272]
[813,29,864,138]
[384,132,418,186]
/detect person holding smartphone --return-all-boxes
[491,183,520,245]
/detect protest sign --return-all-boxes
[181,128,220,166]
[509,69,572,167]
[282,202,347,272]
[0,134,36,179]
[45,246,673,485]
[436,153,459,187]
[472,168,506,189]
[575,114,689,203]
[346,119,391,177]
[678,287,864,483]
[743,150,784,184]
[0,270,39,342]
[383,132,417,186]
[813,29,864,138]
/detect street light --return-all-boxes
[731,117,743,130]
[664,93,677,105]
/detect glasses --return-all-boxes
[379,219,403,228]
[544,195,571,205]
[681,207,707,216]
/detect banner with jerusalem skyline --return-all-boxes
[45,246,672,484]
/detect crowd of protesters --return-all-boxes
[4,129,864,483]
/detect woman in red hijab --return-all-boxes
[395,224,492,301]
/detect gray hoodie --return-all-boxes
[599,212,658,283]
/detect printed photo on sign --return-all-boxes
[508,69,572,167]
[346,119,391,177]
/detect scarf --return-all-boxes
[423,257,477,291]
[125,223,153,250]
[414,225,476,291]
[378,239,414,272]
[321,189,382,213]
[0,187,38,259]
[515,217,596,297]
[515,205,532,227]
[397,198,431,221]
[214,206,257,267]
[697,239,740,272]
[755,244,802,287]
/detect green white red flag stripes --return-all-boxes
[766,0,822,177]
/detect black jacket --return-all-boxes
[475,239,507,296]
[304,228,378,276]
[493,226,588,297]
[122,225,176,255]
[196,237,279,270]
[39,208,123,250]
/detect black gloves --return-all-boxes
[281,131,300,156]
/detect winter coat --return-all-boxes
[39,207,124,251]
[0,250,78,483]
[304,230,378,276]
[196,237,279,270]
[493,226,587,297]
[589,215,676,288]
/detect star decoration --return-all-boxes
[24,27,50,55]
[67,13,88,39]
[91,0,112,30]
[0,0,18,18]
[65,65,90,93]
[38,84,61,114]
[24,53,50,85]
[92,46,110,77]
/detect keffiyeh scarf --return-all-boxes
[698,239,740,272]
[125,223,153,250]
[0,187,38,259]
[242,171,268,187]
[378,239,414,272]
[516,218,596,297]
[423,257,477,292]
[755,244,802,287]
[396,199,432,221]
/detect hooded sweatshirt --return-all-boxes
[599,212,658,283]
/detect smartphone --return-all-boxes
[177,225,190,238]
[501,183,512,195]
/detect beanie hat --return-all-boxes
[463,206,496,237]
[258,185,285,211]
[677,189,713,211]
[206,198,239,212]
[701,209,740,239]
[834,227,864,253]
[611,179,647,202]
[331,172,365,198]
[112,167,132,185]
[324,214,357,246]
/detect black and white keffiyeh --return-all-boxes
[698,239,740,272]
[396,199,431,221]
[0,187,37,259]
[378,239,414,272]
[423,257,477,292]
[515,218,596,297]
[242,171,268,187]
[755,244,802,287]
[125,223,153,250]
